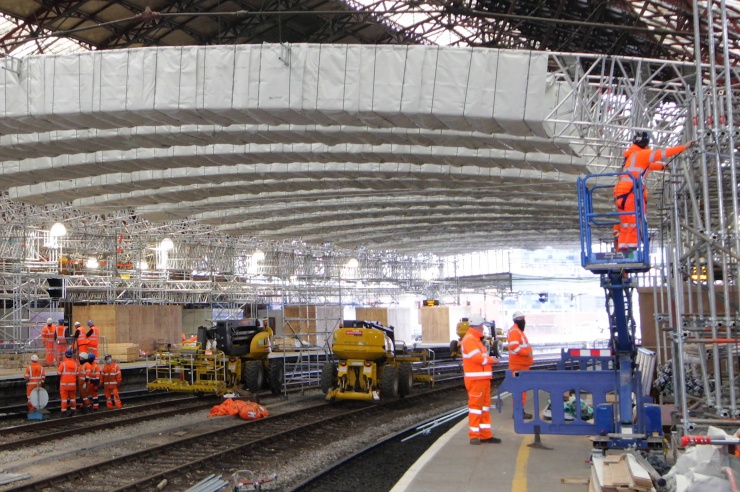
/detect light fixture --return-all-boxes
[347,258,359,268]
[50,222,67,237]
[160,238,174,251]
[86,257,99,269]
[253,249,265,262]
[139,260,148,270]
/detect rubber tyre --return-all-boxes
[320,362,336,395]
[449,339,459,358]
[245,361,264,392]
[398,362,413,397]
[380,365,399,398]
[268,358,284,395]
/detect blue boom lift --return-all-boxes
[499,172,663,451]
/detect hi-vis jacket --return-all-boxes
[613,143,688,204]
[461,328,492,380]
[507,325,533,368]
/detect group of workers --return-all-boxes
[461,311,533,445]
[40,318,101,366]
[25,350,123,415]
[25,316,121,415]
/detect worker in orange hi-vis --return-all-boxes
[87,353,102,411]
[101,354,123,409]
[54,319,68,364]
[86,320,100,358]
[507,311,534,420]
[73,321,88,357]
[24,354,46,412]
[58,350,78,417]
[613,131,696,251]
[77,352,92,414]
[41,318,56,366]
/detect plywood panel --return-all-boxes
[356,308,388,327]
[72,305,182,352]
[420,306,451,343]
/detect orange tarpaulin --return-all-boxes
[208,399,269,420]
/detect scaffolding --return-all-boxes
[647,1,740,435]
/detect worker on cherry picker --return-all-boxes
[613,131,696,252]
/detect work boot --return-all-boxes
[69,410,76,417]
[523,411,533,419]
[470,438,481,445]
[481,437,502,444]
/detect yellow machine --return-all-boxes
[450,318,502,359]
[147,319,283,396]
[321,320,429,401]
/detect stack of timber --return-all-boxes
[591,454,655,492]
[106,343,140,362]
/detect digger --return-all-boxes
[147,319,284,396]
[320,320,426,401]
[450,317,502,359]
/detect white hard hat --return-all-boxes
[31,354,39,362]
[79,352,88,360]
[512,311,526,320]
[47,318,53,324]
[74,321,81,326]
[468,315,485,326]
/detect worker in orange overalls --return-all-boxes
[54,319,68,364]
[461,315,499,445]
[41,318,56,366]
[613,131,696,251]
[86,320,100,358]
[73,321,88,357]
[101,354,123,409]
[507,311,534,419]
[77,352,92,414]
[58,350,78,417]
[24,354,46,412]
[87,353,101,411]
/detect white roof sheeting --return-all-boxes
[0,43,592,254]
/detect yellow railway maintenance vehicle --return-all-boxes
[450,318,502,359]
[320,320,430,401]
[147,319,282,396]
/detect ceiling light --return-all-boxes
[86,257,99,269]
[160,238,174,252]
[347,258,359,268]
[253,249,265,262]
[49,222,67,237]
[139,261,148,270]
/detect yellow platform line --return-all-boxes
[512,437,531,492]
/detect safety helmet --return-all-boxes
[87,320,94,326]
[633,131,650,148]
[88,353,95,363]
[31,354,39,362]
[79,352,88,361]
[65,350,73,358]
[74,321,81,327]
[512,311,526,320]
[58,318,64,324]
[46,318,53,324]
[468,315,485,326]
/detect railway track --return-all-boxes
[6,382,467,492]
[0,396,217,453]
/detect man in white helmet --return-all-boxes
[41,318,56,366]
[508,312,534,419]
[24,354,46,412]
[461,314,500,444]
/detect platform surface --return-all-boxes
[391,396,594,492]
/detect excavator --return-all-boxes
[147,319,284,396]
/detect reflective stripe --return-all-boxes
[462,348,480,358]
[519,344,529,348]
[464,371,491,378]
[510,347,522,354]
[480,423,491,429]
[482,406,490,412]
[468,408,482,415]
[469,426,479,432]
